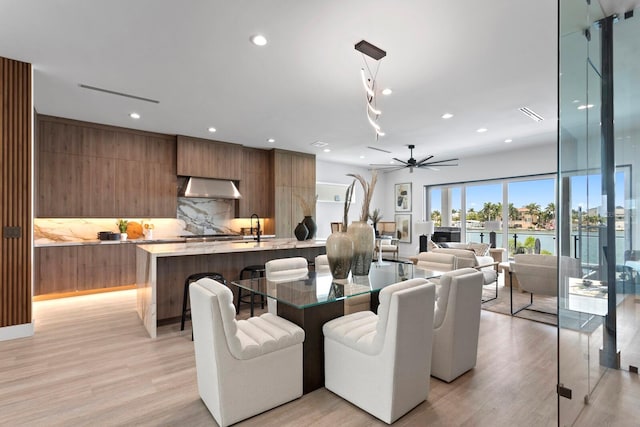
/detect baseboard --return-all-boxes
[0,322,34,341]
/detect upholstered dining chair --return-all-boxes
[431,268,484,382]
[314,254,330,273]
[189,278,305,427]
[265,257,309,314]
[323,278,436,424]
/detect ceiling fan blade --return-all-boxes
[392,157,409,165]
[369,166,407,173]
[416,155,434,165]
[422,157,459,165]
[369,163,405,167]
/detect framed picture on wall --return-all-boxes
[395,214,412,243]
[395,183,412,212]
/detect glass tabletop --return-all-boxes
[231,261,444,309]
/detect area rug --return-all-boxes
[481,283,558,325]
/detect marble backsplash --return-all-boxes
[35,198,236,243]
[177,197,235,235]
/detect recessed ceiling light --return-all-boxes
[267,138,275,143]
[504,139,513,143]
[208,127,217,133]
[441,113,454,119]
[577,104,594,110]
[323,148,331,153]
[381,88,393,95]
[129,112,140,119]
[477,128,488,133]
[359,155,365,159]
[250,34,268,46]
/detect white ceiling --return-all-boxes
[0,1,631,168]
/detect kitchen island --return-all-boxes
[136,238,326,338]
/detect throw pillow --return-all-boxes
[468,242,491,257]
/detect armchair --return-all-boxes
[375,237,399,260]
[323,278,436,424]
[189,278,305,427]
[509,254,581,319]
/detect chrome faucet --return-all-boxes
[250,214,261,242]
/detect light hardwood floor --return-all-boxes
[0,287,633,426]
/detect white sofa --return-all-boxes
[189,278,305,427]
[430,243,498,301]
[323,278,436,424]
[431,268,485,382]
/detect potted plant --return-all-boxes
[117,219,129,241]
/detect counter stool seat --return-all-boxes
[182,272,226,335]
[237,265,266,316]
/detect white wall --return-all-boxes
[315,161,376,239]
[320,142,557,255]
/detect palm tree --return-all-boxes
[431,210,441,226]
[508,203,519,221]
[525,202,541,226]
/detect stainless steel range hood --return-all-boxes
[178,177,242,199]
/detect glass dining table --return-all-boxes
[232,260,443,393]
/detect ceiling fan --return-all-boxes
[370,144,459,173]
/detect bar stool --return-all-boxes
[182,272,226,335]
[237,265,266,316]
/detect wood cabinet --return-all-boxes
[272,150,316,238]
[34,246,78,295]
[36,116,177,218]
[35,244,137,296]
[176,135,242,180]
[239,147,274,218]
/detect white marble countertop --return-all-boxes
[34,238,185,247]
[136,238,326,257]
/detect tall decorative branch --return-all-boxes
[347,171,378,222]
[342,180,356,232]
[295,193,317,217]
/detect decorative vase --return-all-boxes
[120,232,128,241]
[347,221,375,276]
[326,231,354,279]
[302,216,317,240]
[294,222,309,241]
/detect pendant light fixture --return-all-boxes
[355,40,386,140]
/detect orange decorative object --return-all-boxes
[126,221,144,239]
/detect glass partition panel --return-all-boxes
[559,1,640,424]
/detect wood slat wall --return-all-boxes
[0,57,32,328]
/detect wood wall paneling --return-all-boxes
[0,56,32,328]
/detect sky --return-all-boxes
[430,172,627,213]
